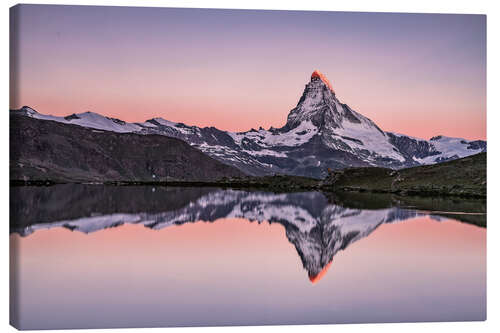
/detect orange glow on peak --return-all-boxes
[308,261,333,284]
[311,70,335,93]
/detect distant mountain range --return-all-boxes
[10,115,245,182]
[11,70,486,179]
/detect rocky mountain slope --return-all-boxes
[10,115,245,182]
[11,70,486,178]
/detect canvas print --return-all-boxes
[9,4,486,330]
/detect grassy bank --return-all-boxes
[11,153,486,199]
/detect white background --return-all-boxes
[1,0,498,332]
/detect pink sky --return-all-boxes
[11,6,486,140]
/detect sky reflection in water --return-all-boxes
[10,185,486,329]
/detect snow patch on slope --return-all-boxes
[228,120,318,148]
[416,136,481,164]
[334,117,405,162]
[31,111,142,133]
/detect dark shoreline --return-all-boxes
[10,178,486,199]
[10,181,487,229]
[10,152,486,199]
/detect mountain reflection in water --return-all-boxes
[10,185,486,283]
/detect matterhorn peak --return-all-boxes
[309,261,333,284]
[311,70,335,93]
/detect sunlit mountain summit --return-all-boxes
[12,71,486,179]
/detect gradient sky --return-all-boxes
[10,5,486,140]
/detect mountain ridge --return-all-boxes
[11,71,486,178]
[10,114,245,182]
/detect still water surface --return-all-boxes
[10,185,486,329]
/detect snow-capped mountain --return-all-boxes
[11,70,486,178]
[12,188,426,282]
